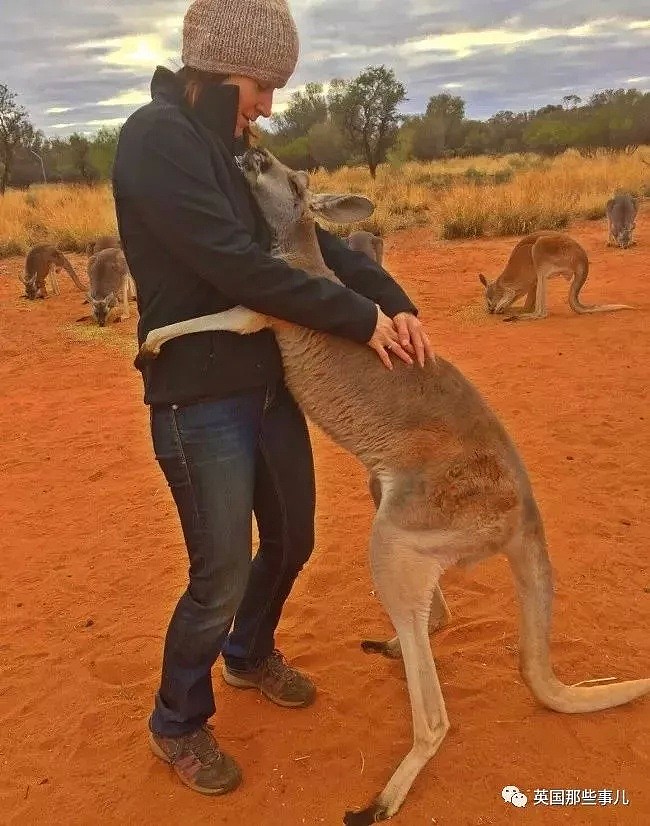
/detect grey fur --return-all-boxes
[88,234,122,256]
[606,192,638,248]
[87,248,133,327]
[346,230,384,266]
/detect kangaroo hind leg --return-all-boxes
[345,520,452,824]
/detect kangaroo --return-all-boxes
[346,230,384,266]
[87,247,134,327]
[479,232,634,321]
[134,148,649,824]
[606,193,638,248]
[85,234,136,304]
[21,244,85,300]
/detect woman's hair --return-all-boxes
[176,66,229,108]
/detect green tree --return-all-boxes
[523,120,574,154]
[66,133,99,183]
[0,84,37,194]
[461,121,491,155]
[425,93,465,122]
[307,121,348,170]
[89,126,121,179]
[410,116,446,161]
[328,66,406,178]
[271,82,328,140]
[269,136,315,171]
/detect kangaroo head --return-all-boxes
[478,273,515,314]
[24,275,39,300]
[91,292,117,327]
[614,226,633,248]
[240,147,374,242]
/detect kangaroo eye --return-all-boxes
[288,177,303,199]
[256,150,271,173]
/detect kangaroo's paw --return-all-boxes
[344,802,389,825]
[360,636,402,660]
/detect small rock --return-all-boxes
[83,618,94,628]
[620,519,632,526]
[566,455,574,461]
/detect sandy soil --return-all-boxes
[1,214,649,826]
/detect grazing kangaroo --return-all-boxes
[21,244,85,299]
[135,148,649,824]
[606,193,638,248]
[85,234,136,305]
[479,232,633,321]
[87,247,134,326]
[346,230,384,266]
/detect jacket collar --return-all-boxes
[150,66,244,154]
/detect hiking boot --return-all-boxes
[222,649,316,708]
[149,724,242,795]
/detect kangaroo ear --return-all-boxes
[479,273,488,287]
[309,193,375,223]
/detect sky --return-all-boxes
[2,1,649,137]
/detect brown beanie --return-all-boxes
[182,0,299,88]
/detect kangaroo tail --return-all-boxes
[60,253,86,291]
[569,260,634,314]
[507,522,650,713]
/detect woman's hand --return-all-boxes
[392,311,435,368]
[367,308,414,369]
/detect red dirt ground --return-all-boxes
[1,214,649,826]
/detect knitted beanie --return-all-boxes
[182,0,299,88]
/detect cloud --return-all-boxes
[73,34,177,69]
[96,90,152,108]
[1,0,648,136]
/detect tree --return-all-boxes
[410,116,446,161]
[425,93,465,122]
[89,126,121,179]
[523,120,574,154]
[271,82,328,140]
[307,121,348,170]
[67,133,99,183]
[269,136,315,171]
[461,121,491,156]
[0,84,37,194]
[562,94,581,110]
[328,66,406,177]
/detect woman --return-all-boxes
[112,0,434,796]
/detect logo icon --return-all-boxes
[502,786,528,808]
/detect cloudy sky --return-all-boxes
[2,1,649,137]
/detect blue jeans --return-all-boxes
[148,382,315,736]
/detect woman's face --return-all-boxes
[224,75,276,137]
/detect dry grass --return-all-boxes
[313,148,650,239]
[0,183,117,257]
[1,149,648,256]
[63,320,137,356]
